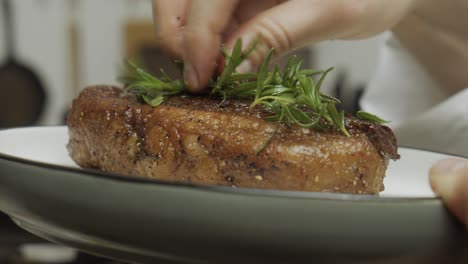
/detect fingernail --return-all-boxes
[236,60,253,73]
[430,158,468,195]
[183,62,199,89]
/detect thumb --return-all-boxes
[429,158,468,227]
[225,0,418,71]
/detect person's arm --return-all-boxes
[393,0,468,95]
[430,158,468,228]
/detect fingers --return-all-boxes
[182,0,239,92]
[224,0,418,71]
[152,0,189,59]
[429,158,468,227]
[176,0,418,91]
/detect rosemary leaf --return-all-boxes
[356,111,389,124]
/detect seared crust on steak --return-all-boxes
[67,86,399,194]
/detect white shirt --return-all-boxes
[360,33,468,157]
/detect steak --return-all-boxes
[67,85,399,194]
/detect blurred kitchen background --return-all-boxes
[0,0,383,263]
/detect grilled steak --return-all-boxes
[67,86,399,194]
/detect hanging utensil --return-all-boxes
[0,0,47,128]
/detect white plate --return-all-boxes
[0,126,465,264]
[0,126,446,197]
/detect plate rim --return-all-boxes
[0,125,464,202]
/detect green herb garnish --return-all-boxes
[124,61,184,107]
[123,39,387,137]
[356,110,389,124]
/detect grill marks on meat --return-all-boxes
[67,86,399,194]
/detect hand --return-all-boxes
[152,0,420,92]
[430,158,468,228]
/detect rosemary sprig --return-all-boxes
[123,61,184,107]
[212,38,259,96]
[123,39,388,137]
